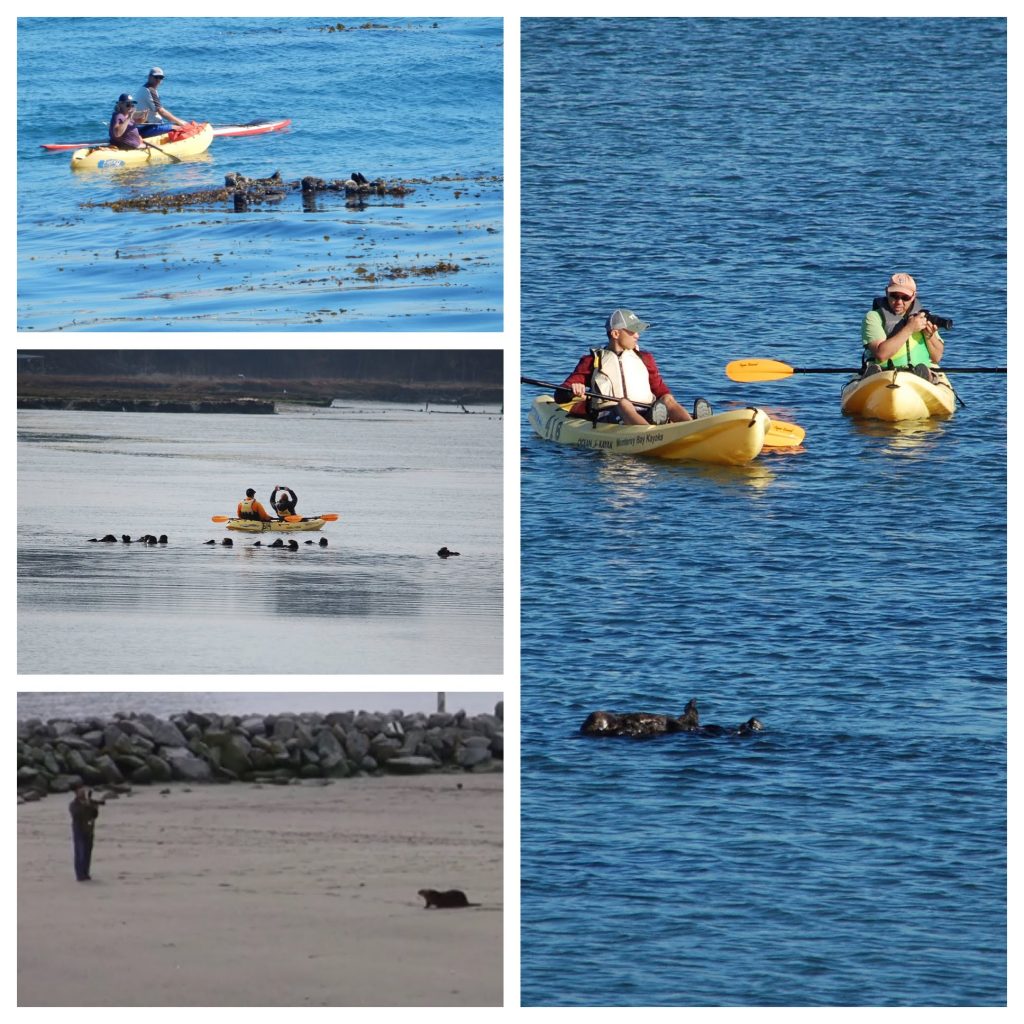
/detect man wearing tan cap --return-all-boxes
[135,67,186,127]
[861,273,945,381]
[556,309,707,424]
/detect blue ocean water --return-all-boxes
[17,17,502,330]
[519,18,1006,1007]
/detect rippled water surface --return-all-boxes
[18,17,502,331]
[519,18,1006,1007]
[18,404,502,674]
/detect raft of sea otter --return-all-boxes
[580,699,763,739]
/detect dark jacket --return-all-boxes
[69,794,100,834]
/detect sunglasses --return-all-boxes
[888,292,913,302]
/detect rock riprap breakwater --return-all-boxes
[17,705,503,801]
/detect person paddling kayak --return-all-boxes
[555,308,705,424]
[135,67,187,128]
[861,272,946,382]
[270,485,298,519]
[238,488,272,522]
[109,94,145,149]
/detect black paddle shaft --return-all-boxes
[520,375,656,409]
[790,366,1006,374]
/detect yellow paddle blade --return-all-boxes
[726,358,795,383]
[763,419,806,448]
[211,515,232,522]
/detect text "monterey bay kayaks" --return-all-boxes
[528,395,772,466]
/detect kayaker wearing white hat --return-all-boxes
[135,67,187,127]
[556,308,709,424]
[861,272,945,382]
[109,94,145,149]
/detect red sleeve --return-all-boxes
[553,354,594,417]
[641,351,672,399]
[560,354,595,390]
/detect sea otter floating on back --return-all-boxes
[580,699,763,738]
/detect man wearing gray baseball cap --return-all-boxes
[555,309,709,424]
[135,66,187,127]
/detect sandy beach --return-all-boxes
[18,773,502,1006]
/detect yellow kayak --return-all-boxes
[528,396,770,466]
[226,517,328,533]
[840,369,956,421]
[70,122,214,170]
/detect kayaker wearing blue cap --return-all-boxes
[861,272,945,382]
[109,94,145,149]
[135,67,186,128]
[556,309,708,424]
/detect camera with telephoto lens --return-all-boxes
[919,310,953,331]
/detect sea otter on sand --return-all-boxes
[418,888,480,909]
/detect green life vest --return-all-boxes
[864,296,935,369]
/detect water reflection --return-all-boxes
[846,416,949,456]
[588,449,778,501]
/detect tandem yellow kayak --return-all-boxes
[70,122,214,170]
[528,396,771,466]
[840,369,956,421]
[226,517,328,533]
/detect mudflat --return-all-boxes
[18,774,502,1006]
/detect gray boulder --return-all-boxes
[384,756,437,775]
[161,747,213,782]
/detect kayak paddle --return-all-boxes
[522,375,805,447]
[144,139,182,164]
[726,358,1007,383]
[213,513,340,523]
[763,420,805,447]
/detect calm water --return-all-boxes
[18,403,502,674]
[16,692,503,721]
[17,17,502,331]
[520,18,1006,1007]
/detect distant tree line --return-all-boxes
[16,350,502,385]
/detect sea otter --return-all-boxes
[437,547,460,558]
[418,888,480,909]
[580,700,762,739]
[580,699,699,738]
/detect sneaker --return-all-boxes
[862,363,882,377]
[911,364,933,381]
[692,397,714,419]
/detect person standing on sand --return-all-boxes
[69,784,102,881]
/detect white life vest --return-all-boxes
[591,347,655,410]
